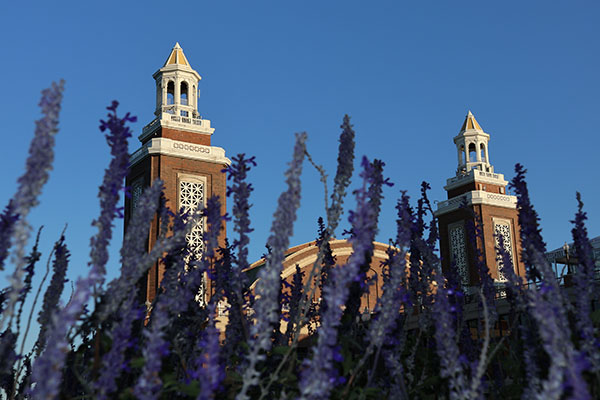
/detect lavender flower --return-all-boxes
[29,101,135,399]
[224,153,256,272]
[134,196,223,400]
[509,163,547,281]
[2,81,64,330]
[432,265,467,399]
[133,247,191,400]
[510,166,590,399]
[95,181,172,399]
[220,154,254,358]
[344,159,391,325]
[299,157,383,400]
[283,265,305,341]
[98,180,175,322]
[35,233,69,355]
[570,192,600,372]
[237,133,306,400]
[15,228,42,335]
[90,100,135,283]
[327,114,355,235]
[191,303,224,400]
[0,201,18,272]
[367,191,411,352]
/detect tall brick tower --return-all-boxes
[125,43,229,305]
[435,112,524,290]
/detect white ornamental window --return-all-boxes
[179,177,206,258]
[131,177,144,214]
[493,220,514,282]
[449,222,469,286]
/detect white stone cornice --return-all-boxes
[130,137,231,167]
[444,169,508,191]
[139,114,215,143]
[434,190,517,217]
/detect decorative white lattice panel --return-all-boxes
[179,179,205,257]
[494,221,513,282]
[449,223,469,286]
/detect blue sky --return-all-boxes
[0,0,598,287]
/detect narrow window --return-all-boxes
[480,143,486,162]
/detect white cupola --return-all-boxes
[152,42,201,118]
[453,111,493,175]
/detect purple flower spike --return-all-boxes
[35,234,69,356]
[89,101,135,284]
[327,115,355,235]
[237,133,306,400]
[134,195,223,400]
[570,193,600,372]
[29,101,135,399]
[224,153,256,273]
[2,81,64,329]
[299,157,385,400]
[95,181,168,400]
[192,303,224,400]
[0,201,18,272]
[509,164,547,281]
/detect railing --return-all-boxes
[462,269,600,304]
[141,114,208,136]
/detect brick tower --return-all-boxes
[125,43,229,305]
[435,112,524,290]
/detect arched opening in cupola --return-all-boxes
[167,81,175,105]
[480,143,486,162]
[181,82,188,106]
[468,143,477,163]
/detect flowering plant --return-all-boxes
[0,85,598,399]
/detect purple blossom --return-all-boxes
[29,101,135,399]
[134,195,223,400]
[35,233,69,355]
[570,192,600,372]
[89,100,135,283]
[98,180,178,322]
[343,159,391,323]
[224,153,256,273]
[191,303,224,400]
[367,191,411,353]
[299,157,383,400]
[432,275,467,399]
[326,114,355,235]
[95,301,145,400]
[3,81,64,329]
[237,133,306,400]
[0,201,18,272]
[15,228,42,335]
[509,166,590,399]
[95,181,169,399]
[509,163,547,281]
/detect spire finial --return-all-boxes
[460,110,483,133]
[164,42,190,67]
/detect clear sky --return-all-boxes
[0,0,598,287]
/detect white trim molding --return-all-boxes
[130,137,231,167]
[444,169,508,192]
[434,190,517,217]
